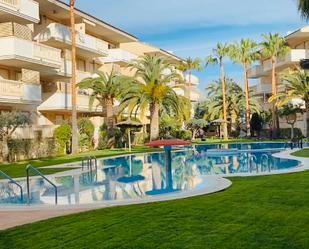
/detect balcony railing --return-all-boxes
[0,79,41,102]
[35,23,108,56]
[0,0,39,23]
[0,79,23,97]
[33,43,62,65]
[100,48,138,64]
[0,0,19,9]
[0,37,61,68]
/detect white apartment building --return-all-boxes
[0,0,200,139]
[248,25,309,135]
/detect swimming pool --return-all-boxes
[0,143,304,206]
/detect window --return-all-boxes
[77,59,86,72]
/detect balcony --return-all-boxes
[39,92,103,113]
[247,65,264,78]
[35,23,108,58]
[0,0,39,23]
[185,74,199,85]
[0,79,41,104]
[263,49,309,72]
[0,36,61,70]
[256,83,272,94]
[99,48,138,65]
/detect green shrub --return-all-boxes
[175,129,192,140]
[78,118,94,150]
[260,128,303,139]
[54,123,71,155]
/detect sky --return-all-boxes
[68,0,306,93]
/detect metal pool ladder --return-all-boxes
[249,155,258,173]
[26,164,58,205]
[82,156,98,173]
[261,154,271,172]
[0,170,23,201]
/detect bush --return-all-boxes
[260,128,303,139]
[78,118,94,150]
[54,123,71,155]
[175,129,192,140]
[6,138,56,162]
[98,124,108,150]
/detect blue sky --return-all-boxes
[70,0,306,92]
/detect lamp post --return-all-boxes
[70,0,78,154]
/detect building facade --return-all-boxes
[0,0,200,139]
[248,25,309,135]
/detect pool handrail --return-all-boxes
[0,170,23,201]
[26,164,58,205]
[261,154,271,172]
[249,155,258,173]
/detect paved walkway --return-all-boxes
[0,176,231,230]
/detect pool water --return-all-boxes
[0,143,302,205]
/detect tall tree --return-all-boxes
[270,68,309,137]
[70,0,78,154]
[205,43,230,140]
[260,33,289,136]
[206,78,260,124]
[0,111,31,161]
[297,0,309,20]
[229,39,259,136]
[179,57,202,100]
[78,71,126,129]
[119,55,182,140]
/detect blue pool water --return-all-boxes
[0,143,303,205]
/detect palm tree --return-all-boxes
[78,71,125,129]
[297,0,309,20]
[229,39,259,136]
[271,68,309,137]
[70,0,78,154]
[205,43,230,140]
[119,55,182,140]
[179,57,202,100]
[260,33,289,135]
[206,79,260,126]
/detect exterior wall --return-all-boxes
[0,0,201,140]
[248,26,309,136]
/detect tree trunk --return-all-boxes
[105,98,114,129]
[192,129,197,140]
[291,124,294,140]
[1,136,9,162]
[243,62,250,137]
[70,0,78,154]
[271,56,277,137]
[306,102,309,138]
[220,59,228,140]
[150,102,160,141]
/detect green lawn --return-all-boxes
[0,147,162,178]
[291,149,309,158]
[0,172,308,249]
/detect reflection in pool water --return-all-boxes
[0,143,302,205]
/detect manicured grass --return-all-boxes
[0,147,162,178]
[193,138,288,144]
[291,149,309,158]
[0,172,308,249]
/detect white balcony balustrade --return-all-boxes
[99,48,137,65]
[39,92,102,113]
[0,36,61,69]
[0,0,39,23]
[0,79,41,103]
[185,74,199,85]
[35,23,108,58]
